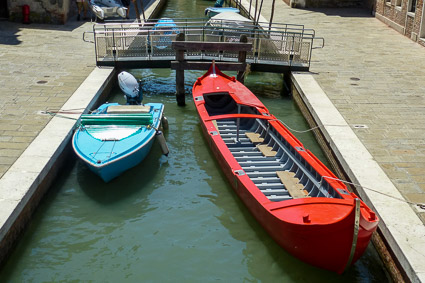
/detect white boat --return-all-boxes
[88,0,127,20]
[204,7,240,18]
[205,11,254,30]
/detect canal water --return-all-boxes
[0,1,390,282]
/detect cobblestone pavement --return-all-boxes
[0,20,96,178]
[257,2,425,222]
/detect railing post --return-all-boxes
[175,32,186,106]
[237,34,248,83]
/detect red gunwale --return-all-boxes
[193,64,379,273]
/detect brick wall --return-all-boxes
[375,0,425,47]
[406,14,415,35]
[283,0,424,46]
[413,0,424,34]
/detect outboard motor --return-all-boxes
[118,71,143,105]
[214,0,224,7]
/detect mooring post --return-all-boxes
[283,71,291,96]
[175,33,185,106]
[138,0,146,22]
[131,0,141,23]
[237,34,248,84]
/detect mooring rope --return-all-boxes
[268,118,425,210]
[269,118,345,133]
[40,108,87,121]
[322,176,425,210]
[41,108,100,119]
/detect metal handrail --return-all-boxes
[93,17,309,35]
[91,18,323,70]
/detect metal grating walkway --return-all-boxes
[88,18,324,72]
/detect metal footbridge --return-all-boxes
[88,18,324,72]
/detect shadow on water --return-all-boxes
[76,142,168,205]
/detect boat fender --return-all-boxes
[156,130,169,156]
[231,76,236,82]
[161,116,169,130]
[117,7,127,18]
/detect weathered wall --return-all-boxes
[375,0,425,47]
[7,0,72,24]
[287,0,364,8]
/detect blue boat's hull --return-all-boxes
[72,103,164,182]
[86,136,156,182]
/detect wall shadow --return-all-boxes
[0,20,21,45]
[295,7,375,18]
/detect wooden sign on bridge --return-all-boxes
[171,33,252,106]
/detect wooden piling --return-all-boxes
[175,33,186,106]
[237,34,248,83]
[139,0,146,21]
[131,0,141,23]
[172,34,252,105]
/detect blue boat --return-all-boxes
[151,18,180,50]
[72,72,168,182]
[152,18,178,31]
[72,103,166,182]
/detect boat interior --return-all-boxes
[80,105,154,142]
[202,92,345,202]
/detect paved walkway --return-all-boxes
[253,3,425,223]
[0,20,96,178]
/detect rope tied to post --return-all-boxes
[322,176,425,211]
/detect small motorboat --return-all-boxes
[88,0,127,20]
[72,71,169,182]
[151,18,179,50]
[192,62,379,273]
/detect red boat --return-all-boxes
[192,63,379,273]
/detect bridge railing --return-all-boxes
[91,19,323,70]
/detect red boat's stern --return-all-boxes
[263,198,379,273]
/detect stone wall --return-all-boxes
[7,0,72,24]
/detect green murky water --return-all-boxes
[0,1,390,282]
